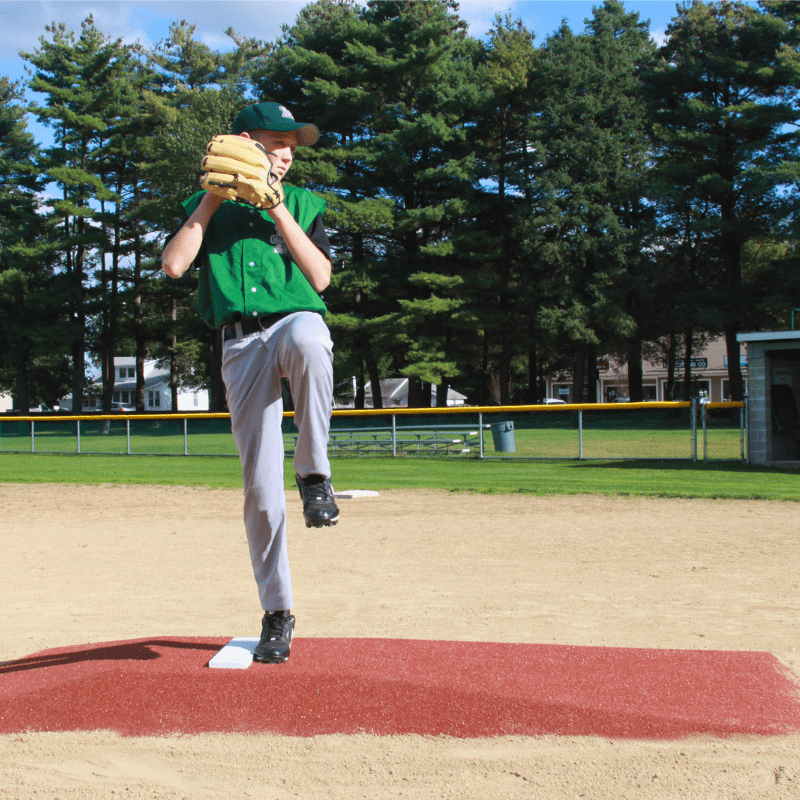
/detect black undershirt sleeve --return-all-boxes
[305,214,332,261]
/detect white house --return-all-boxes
[61,357,209,411]
[363,378,468,408]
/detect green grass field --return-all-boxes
[1,406,777,500]
[0,452,797,501]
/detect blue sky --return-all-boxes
[0,1,691,81]
[0,0,754,146]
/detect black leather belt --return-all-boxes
[223,313,289,342]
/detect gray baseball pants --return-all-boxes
[221,311,334,613]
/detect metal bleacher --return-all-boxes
[285,423,483,456]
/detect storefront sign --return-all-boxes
[662,358,708,370]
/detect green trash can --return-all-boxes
[490,421,515,453]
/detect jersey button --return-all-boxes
[251,287,257,292]
[249,261,255,267]
[252,311,258,317]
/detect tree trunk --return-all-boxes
[357,331,383,410]
[132,196,146,412]
[586,342,599,403]
[136,334,146,411]
[665,333,677,401]
[437,378,449,408]
[527,322,538,403]
[15,356,29,413]
[497,125,513,407]
[719,192,744,400]
[74,212,88,413]
[477,332,490,406]
[101,317,113,412]
[627,337,643,402]
[682,329,694,401]
[724,324,744,401]
[13,286,30,410]
[71,339,85,412]
[133,273,146,412]
[99,183,121,414]
[437,328,452,407]
[170,297,179,411]
[572,340,586,404]
[366,353,382,409]
[407,376,422,409]
[355,368,365,409]
[499,344,512,405]
[421,380,432,408]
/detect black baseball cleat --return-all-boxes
[296,474,339,528]
[253,612,296,664]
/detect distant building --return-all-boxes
[60,357,209,411]
[737,330,800,465]
[546,336,748,404]
[333,377,468,408]
[365,378,467,408]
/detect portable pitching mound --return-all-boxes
[2,637,799,739]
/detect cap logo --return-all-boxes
[278,105,294,120]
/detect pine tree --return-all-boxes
[85,40,160,412]
[150,19,228,94]
[256,0,479,407]
[466,14,537,404]
[142,24,256,411]
[648,0,800,400]
[255,0,393,407]
[22,17,123,411]
[348,0,480,407]
[0,77,70,408]
[527,2,655,403]
[584,1,658,402]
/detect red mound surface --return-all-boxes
[2,638,799,739]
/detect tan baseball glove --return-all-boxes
[199,134,285,209]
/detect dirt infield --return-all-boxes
[1,483,799,798]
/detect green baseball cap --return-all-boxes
[231,102,319,145]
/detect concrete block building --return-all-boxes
[736,331,800,465]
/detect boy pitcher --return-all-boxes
[162,102,339,664]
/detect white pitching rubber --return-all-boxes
[208,637,260,669]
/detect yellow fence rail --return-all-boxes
[0,400,747,462]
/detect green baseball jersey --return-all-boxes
[182,186,328,329]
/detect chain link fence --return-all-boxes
[0,400,746,462]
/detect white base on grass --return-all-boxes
[334,489,380,499]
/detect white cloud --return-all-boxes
[0,1,310,63]
[649,27,667,47]
[0,2,151,60]
[456,0,516,39]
